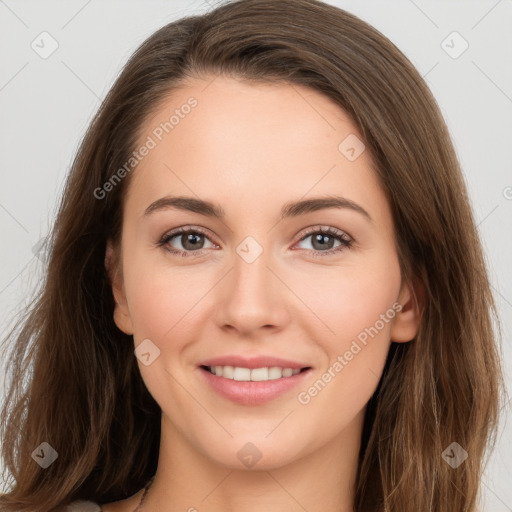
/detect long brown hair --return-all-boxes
[0,1,504,510]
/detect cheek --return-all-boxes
[121,241,177,336]
[294,272,399,439]
[291,252,401,345]
[124,261,202,341]
[292,249,401,399]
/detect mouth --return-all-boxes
[196,354,314,405]
[198,363,314,405]
[200,364,312,381]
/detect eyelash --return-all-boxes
[156,225,353,259]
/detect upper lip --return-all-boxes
[199,355,312,370]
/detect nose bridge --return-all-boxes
[232,239,274,306]
[216,236,286,333]
[233,242,270,295]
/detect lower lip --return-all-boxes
[198,366,313,406]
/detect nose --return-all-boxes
[213,247,290,336]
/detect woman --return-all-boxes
[0,0,503,511]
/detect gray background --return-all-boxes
[1,0,511,509]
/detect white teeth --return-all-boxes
[207,365,304,381]
[222,365,234,378]
[233,367,251,381]
[268,366,283,380]
[250,367,269,381]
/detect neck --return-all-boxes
[143,413,362,512]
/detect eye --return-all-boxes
[157,226,217,258]
[294,226,353,257]
[157,225,353,259]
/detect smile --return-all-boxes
[202,365,309,381]
[198,365,313,406]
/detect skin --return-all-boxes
[102,75,421,512]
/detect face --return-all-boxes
[106,75,420,471]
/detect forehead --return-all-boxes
[125,75,390,229]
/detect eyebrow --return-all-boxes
[143,195,372,223]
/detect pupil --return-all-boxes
[313,233,334,250]
[183,233,203,250]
